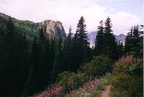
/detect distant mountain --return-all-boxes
[114,34,126,43]
[87,31,97,45]
[0,13,66,38]
[87,31,126,46]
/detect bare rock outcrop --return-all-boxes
[40,20,66,37]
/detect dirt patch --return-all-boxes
[101,85,111,97]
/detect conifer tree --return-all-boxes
[125,25,143,58]
[95,20,104,55]
[63,26,73,71]
[117,40,124,59]
[36,26,52,91]
[75,16,89,63]
[103,17,117,60]
[68,26,72,38]
[23,37,41,95]
[50,37,63,83]
[0,17,30,97]
[76,16,88,45]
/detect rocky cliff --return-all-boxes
[39,20,66,37]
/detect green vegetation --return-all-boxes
[110,56,143,97]
[80,55,113,77]
[0,13,143,97]
[33,56,112,97]
[0,13,39,39]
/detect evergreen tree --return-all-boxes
[95,20,104,55]
[76,16,88,45]
[22,66,34,97]
[125,25,143,58]
[63,26,73,71]
[50,37,63,83]
[75,16,89,63]
[68,26,72,38]
[0,17,30,97]
[70,36,82,72]
[125,28,133,53]
[103,17,118,60]
[38,40,50,90]
[117,40,124,59]
[23,37,41,96]
[36,26,53,91]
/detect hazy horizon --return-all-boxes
[0,0,143,35]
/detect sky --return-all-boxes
[0,0,143,35]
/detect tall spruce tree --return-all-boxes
[75,16,89,63]
[103,17,117,60]
[63,26,73,71]
[76,16,88,44]
[23,37,41,96]
[125,25,143,58]
[37,26,53,91]
[95,20,104,55]
[0,17,30,97]
[50,37,63,83]
[117,40,124,59]
[68,26,72,38]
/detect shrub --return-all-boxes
[111,55,143,97]
[56,71,87,94]
[81,55,113,77]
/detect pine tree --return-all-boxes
[0,17,30,97]
[75,16,89,63]
[23,37,41,95]
[50,37,63,83]
[125,25,143,58]
[95,20,104,55]
[63,26,73,71]
[103,17,118,60]
[38,40,50,90]
[22,66,34,97]
[36,26,52,91]
[76,16,88,45]
[125,28,133,54]
[117,40,124,59]
[68,26,72,38]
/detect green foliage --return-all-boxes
[65,73,111,97]
[95,20,104,55]
[103,17,117,60]
[0,12,142,97]
[0,13,39,39]
[50,37,64,83]
[110,56,143,97]
[95,17,118,60]
[81,55,113,77]
[56,71,87,94]
[117,41,124,59]
[74,16,90,64]
[0,17,30,97]
[76,16,87,43]
[125,25,143,58]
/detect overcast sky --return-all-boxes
[0,0,143,35]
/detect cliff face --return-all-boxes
[40,20,66,37]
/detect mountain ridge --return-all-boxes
[0,12,66,38]
[87,31,126,46]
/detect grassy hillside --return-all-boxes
[0,13,39,38]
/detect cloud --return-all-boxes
[109,12,141,35]
[0,0,142,35]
